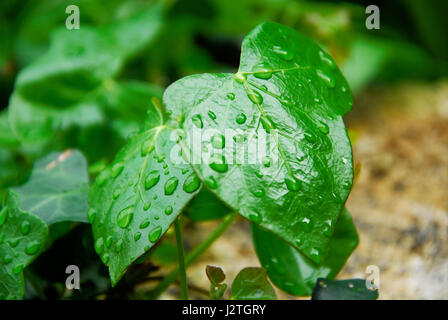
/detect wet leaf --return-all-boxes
[164,22,353,264]
[0,191,49,300]
[311,278,379,300]
[89,124,202,285]
[13,150,89,224]
[252,208,359,296]
[231,267,276,300]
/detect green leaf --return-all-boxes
[164,22,353,264]
[0,191,49,300]
[12,150,89,225]
[206,265,226,285]
[184,189,231,221]
[311,278,379,300]
[252,208,359,296]
[89,125,202,285]
[8,4,163,146]
[206,265,227,300]
[231,267,276,300]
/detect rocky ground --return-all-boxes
[157,80,448,300]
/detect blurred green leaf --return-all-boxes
[8,4,163,148]
[231,267,276,300]
[13,149,89,224]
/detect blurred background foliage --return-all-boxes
[0,0,447,299]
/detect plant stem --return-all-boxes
[174,217,188,300]
[149,212,236,299]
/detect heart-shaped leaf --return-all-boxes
[231,267,276,300]
[13,150,89,225]
[164,22,353,263]
[0,191,49,300]
[89,124,202,285]
[252,208,359,296]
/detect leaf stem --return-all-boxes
[149,212,236,299]
[174,217,188,300]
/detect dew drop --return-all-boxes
[134,232,142,241]
[261,116,275,133]
[20,221,30,235]
[316,69,335,88]
[13,264,24,275]
[101,253,110,264]
[111,162,124,178]
[165,206,173,215]
[318,121,330,134]
[105,236,113,248]
[25,241,41,255]
[164,177,179,195]
[87,208,97,224]
[192,114,203,128]
[248,211,262,223]
[143,202,151,211]
[140,219,150,229]
[115,239,123,252]
[236,113,247,124]
[183,173,201,193]
[262,157,271,167]
[205,176,218,189]
[94,237,104,255]
[254,69,273,80]
[253,189,265,197]
[209,155,228,173]
[211,134,225,149]
[208,111,216,120]
[247,89,263,104]
[145,171,160,190]
[285,176,300,191]
[148,226,163,243]
[116,207,133,229]
[299,217,312,232]
[273,45,294,60]
[226,92,235,100]
[319,50,336,69]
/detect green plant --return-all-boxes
[0,4,374,300]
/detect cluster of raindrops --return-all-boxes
[0,208,43,275]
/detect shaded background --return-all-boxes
[1,0,447,299]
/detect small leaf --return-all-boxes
[252,208,358,296]
[164,22,353,264]
[231,267,276,300]
[13,150,89,225]
[0,191,49,300]
[311,278,379,300]
[89,126,201,285]
[184,189,231,221]
[206,265,226,285]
